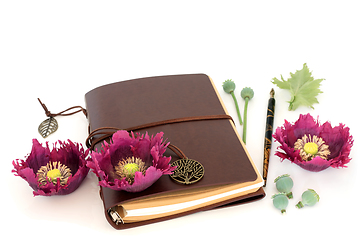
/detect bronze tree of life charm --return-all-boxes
[170,158,204,185]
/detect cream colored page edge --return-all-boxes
[124,180,259,211]
[124,182,263,222]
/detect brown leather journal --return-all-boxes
[85,74,265,229]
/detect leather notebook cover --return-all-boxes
[85,74,265,229]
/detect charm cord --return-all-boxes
[85,114,234,152]
[38,98,87,118]
[37,98,87,138]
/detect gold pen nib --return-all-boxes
[270,88,275,98]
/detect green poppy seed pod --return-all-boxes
[272,193,289,215]
[296,189,320,209]
[274,174,294,199]
[240,87,254,100]
[222,79,236,93]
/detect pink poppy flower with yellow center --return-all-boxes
[12,139,89,196]
[273,114,353,172]
[86,130,176,193]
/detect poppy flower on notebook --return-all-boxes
[87,130,176,193]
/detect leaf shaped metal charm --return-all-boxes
[38,117,58,138]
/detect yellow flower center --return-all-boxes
[294,135,330,162]
[47,169,62,181]
[303,142,318,155]
[123,163,140,178]
[37,162,72,186]
[115,156,147,184]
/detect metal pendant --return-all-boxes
[38,117,58,138]
[170,158,204,185]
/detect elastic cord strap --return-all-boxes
[86,114,234,152]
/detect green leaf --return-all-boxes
[272,63,324,111]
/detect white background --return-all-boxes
[1,1,358,239]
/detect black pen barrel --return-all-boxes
[263,94,275,187]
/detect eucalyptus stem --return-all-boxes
[231,92,243,125]
[242,97,249,144]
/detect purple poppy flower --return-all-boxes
[12,139,90,196]
[273,114,353,172]
[87,130,176,193]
